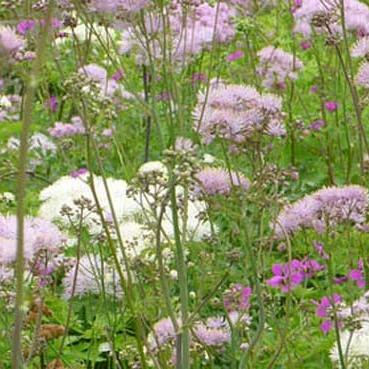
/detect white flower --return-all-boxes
[118,221,153,259]
[29,133,56,155]
[330,321,369,368]
[203,154,216,164]
[0,96,11,108]
[138,161,168,176]
[0,192,14,202]
[39,174,141,234]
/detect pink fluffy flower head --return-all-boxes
[0,26,25,54]
[274,185,369,239]
[194,317,231,347]
[193,81,286,144]
[257,46,303,89]
[195,167,250,196]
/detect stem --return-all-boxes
[12,5,53,369]
[170,183,190,369]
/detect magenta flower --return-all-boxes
[324,101,338,112]
[192,73,207,84]
[299,258,324,278]
[300,40,311,50]
[223,284,252,312]
[348,260,365,288]
[17,20,36,35]
[310,85,318,94]
[226,50,244,62]
[46,96,58,113]
[314,294,343,334]
[112,69,124,81]
[266,260,305,292]
[267,258,323,292]
[313,241,329,260]
[70,168,88,178]
[309,119,325,131]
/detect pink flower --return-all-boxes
[309,119,325,131]
[46,96,58,113]
[226,50,244,62]
[300,40,311,50]
[324,101,338,112]
[314,294,343,334]
[17,20,36,35]
[223,284,252,312]
[70,168,88,178]
[112,69,124,81]
[0,26,25,54]
[348,260,366,288]
[266,260,305,292]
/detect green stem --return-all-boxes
[12,5,53,369]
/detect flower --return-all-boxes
[266,260,305,292]
[0,26,24,54]
[148,317,179,350]
[63,255,123,299]
[300,40,312,50]
[324,101,338,112]
[39,173,140,234]
[88,0,149,13]
[348,260,366,288]
[195,167,250,196]
[223,284,252,312]
[314,294,343,334]
[46,96,58,112]
[193,80,286,145]
[356,62,369,88]
[0,215,65,265]
[16,20,36,35]
[257,46,303,89]
[48,116,85,138]
[351,36,369,58]
[330,321,369,367]
[194,317,231,347]
[293,0,369,38]
[226,50,244,62]
[309,119,326,131]
[274,185,369,239]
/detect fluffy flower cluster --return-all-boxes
[293,0,369,38]
[7,133,56,156]
[223,284,252,312]
[274,185,369,239]
[267,258,323,292]
[355,62,369,88]
[78,64,119,97]
[63,255,123,299]
[194,317,231,346]
[195,167,250,196]
[88,0,149,13]
[193,80,286,145]
[330,291,369,367]
[351,36,369,58]
[118,2,236,65]
[48,116,86,138]
[39,173,140,235]
[133,161,214,242]
[170,2,236,60]
[148,317,179,351]
[0,26,24,55]
[0,215,65,265]
[257,46,304,89]
[149,315,232,352]
[0,94,21,122]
